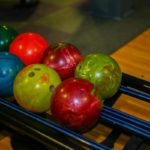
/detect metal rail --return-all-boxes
[0,73,149,149]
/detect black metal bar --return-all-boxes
[120,85,150,102]
[122,73,150,94]
[0,98,110,150]
[101,106,150,139]
[11,133,50,150]
[104,90,122,107]
[123,136,148,150]
[0,73,149,149]
[104,73,150,107]
[101,128,121,148]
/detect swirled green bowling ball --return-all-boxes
[75,53,122,100]
[0,25,18,51]
[13,64,61,113]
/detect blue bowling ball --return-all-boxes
[0,52,24,97]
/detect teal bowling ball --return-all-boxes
[0,25,18,51]
[0,52,24,97]
[75,53,122,100]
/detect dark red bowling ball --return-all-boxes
[9,32,49,65]
[41,42,83,80]
[51,78,102,132]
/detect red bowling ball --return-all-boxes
[51,78,102,132]
[9,32,49,65]
[41,42,83,80]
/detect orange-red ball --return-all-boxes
[9,32,49,65]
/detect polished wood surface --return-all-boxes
[111,28,150,122]
[112,28,150,82]
[86,28,150,149]
[0,131,12,150]
[0,28,150,150]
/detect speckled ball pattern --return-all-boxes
[13,64,61,113]
[75,53,122,99]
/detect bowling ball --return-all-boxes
[51,78,102,132]
[9,32,49,65]
[0,25,18,51]
[13,64,61,113]
[0,52,24,97]
[41,42,83,80]
[75,53,122,100]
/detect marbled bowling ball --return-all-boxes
[0,25,18,51]
[0,52,24,97]
[75,53,122,100]
[41,42,83,80]
[13,64,61,113]
[51,78,102,132]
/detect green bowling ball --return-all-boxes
[75,53,122,100]
[13,64,61,113]
[0,25,18,51]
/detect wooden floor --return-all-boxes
[85,28,150,149]
[111,28,150,123]
[0,28,150,150]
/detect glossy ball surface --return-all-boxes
[9,32,49,65]
[0,52,24,97]
[51,78,102,132]
[75,53,122,100]
[13,64,61,113]
[41,42,83,80]
[0,25,18,51]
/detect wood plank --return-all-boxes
[112,28,150,81]
[111,28,150,122]
[113,94,150,122]
[0,131,12,150]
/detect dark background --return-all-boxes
[0,0,149,54]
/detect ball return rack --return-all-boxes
[0,73,149,150]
